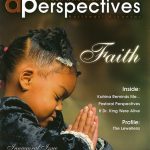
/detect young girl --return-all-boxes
[0,28,112,150]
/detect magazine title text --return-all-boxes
[4,0,141,18]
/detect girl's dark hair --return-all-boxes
[0,27,81,82]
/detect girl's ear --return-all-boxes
[19,68,33,91]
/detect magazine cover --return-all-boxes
[0,0,149,150]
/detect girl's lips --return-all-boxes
[39,114,56,127]
[47,115,56,122]
[48,117,53,121]
[42,112,56,124]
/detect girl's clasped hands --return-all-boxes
[67,104,99,149]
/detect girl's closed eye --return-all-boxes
[55,92,69,101]
[54,86,70,101]
[55,94,66,101]
[55,95,62,101]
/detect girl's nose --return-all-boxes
[56,100,63,111]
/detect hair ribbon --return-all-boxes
[4,47,8,52]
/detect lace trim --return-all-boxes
[61,131,94,150]
[96,138,105,150]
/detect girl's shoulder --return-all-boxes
[0,96,39,130]
[0,96,33,113]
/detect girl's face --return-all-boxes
[20,62,77,127]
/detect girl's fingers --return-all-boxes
[71,105,98,140]
[94,116,98,136]
[88,103,93,110]
[91,107,96,123]
[78,106,89,132]
[92,107,96,116]
[88,121,96,139]
[70,104,98,148]
[83,110,93,134]
[72,109,83,130]
[66,124,72,131]
[92,116,99,143]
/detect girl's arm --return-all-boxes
[0,97,93,150]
